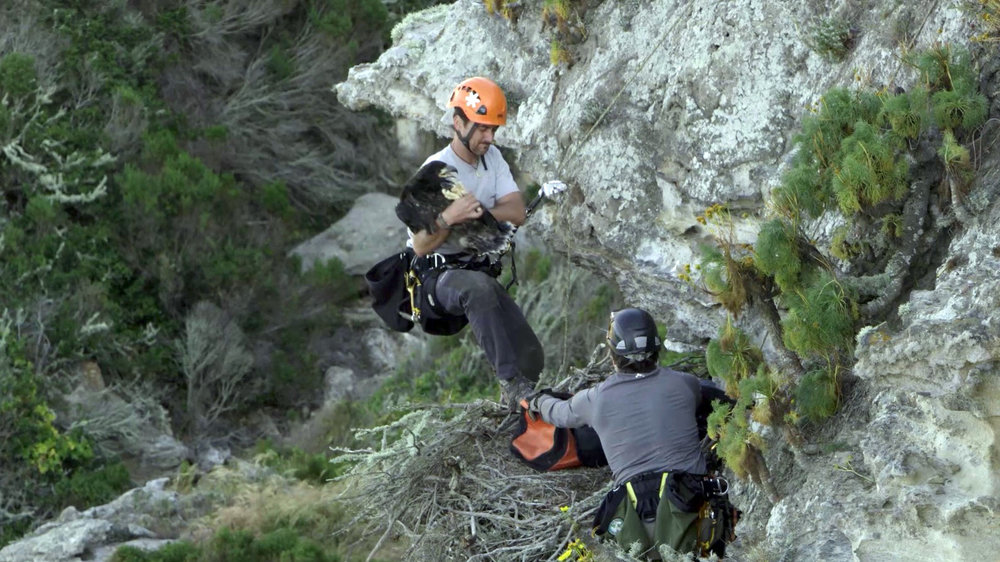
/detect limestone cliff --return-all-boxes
[335,0,1000,559]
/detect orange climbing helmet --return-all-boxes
[447,77,507,126]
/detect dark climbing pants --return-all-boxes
[433,268,544,382]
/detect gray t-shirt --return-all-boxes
[536,367,707,486]
[413,144,519,255]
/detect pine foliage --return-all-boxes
[753,219,802,292]
[697,43,991,480]
[781,273,857,358]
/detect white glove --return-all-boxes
[541,180,568,198]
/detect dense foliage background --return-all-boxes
[0,0,439,547]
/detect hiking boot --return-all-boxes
[499,376,536,410]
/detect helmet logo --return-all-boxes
[464,91,481,108]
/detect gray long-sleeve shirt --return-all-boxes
[535,367,707,487]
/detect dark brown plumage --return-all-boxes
[395,160,514,256]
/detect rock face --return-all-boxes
[335,0,969,345]
[289,192,407,275]
[0,479,178,562]
[335,0,1000,559]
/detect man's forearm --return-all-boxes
[538,394,589,428]
[490,194,527,226]
[412,228,449,256]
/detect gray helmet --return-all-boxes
[607,308,661,360]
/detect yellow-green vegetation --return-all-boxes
[542,0,585,66]
[969,0,1000,42]
[0,324,132,545]
[698,44,989,477]
[481,0,583,66]
[111,466,382,562]
[704,320,771,476]
[551,38,573,66]
[484,0,522,22]
[112,529,337,562]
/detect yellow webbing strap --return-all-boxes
[625,472,670,509]
[405,269,421,322]
[625,482,637,509]
[698,501,713,556]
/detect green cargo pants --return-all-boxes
[607,479,700,559]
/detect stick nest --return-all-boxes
[332,357,615,561]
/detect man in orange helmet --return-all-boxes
[408,77,566,408]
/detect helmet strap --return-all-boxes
[455,121,478,153]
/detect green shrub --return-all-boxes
[0,53,38,100]
[111,541,200,562]
[260,181,293,218]
[938,129,974,186]
[208,527,338,562]
[773,163,825,219]
[53,461,133,509]
[782,273,857,358]
[705,390,764,479]
[705,320,763,392]
[806,17,854,61]
[794,366,839,421]
[0,336,132,547]
[308,0,388,44]
[699,245,754,315]
[267,45,296,81]
[112,527,339,562]
[931,88,989,131]
[832,120,909,215]
[882,90,926,140]
[753,219,801,292]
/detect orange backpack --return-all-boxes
[509,391,607,471]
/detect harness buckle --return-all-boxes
[703,475,729,497]
[429,253,447,269]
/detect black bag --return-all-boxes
[365,249,468,336]
[592,484,627,536]
[698,492,740,558]
[663,472,708,513]
[364,249,415,332]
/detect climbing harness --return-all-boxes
[404,252,500,329]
